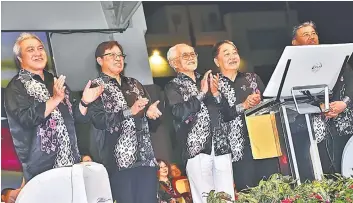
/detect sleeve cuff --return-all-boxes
[235,103,245,114]
[37,102,48,119]
[343,96,351,105]
[123,109,133,118]
[196,92,206,101]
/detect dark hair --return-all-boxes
[95,41,125,71]
[1,188,14,196]
[81,153,92,158]
[292,21,317,40]
[156,159,171,178]
[95,41,124,59]
[212,40,237,58]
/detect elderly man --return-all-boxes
[88,40,162,203]
[291,21,353,175]
[164,44,235,203]
[211,40,280,190]
[4,33,104,183]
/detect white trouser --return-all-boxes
[186,144,234,203]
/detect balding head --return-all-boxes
[167,43,198,73]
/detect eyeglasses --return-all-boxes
[174,52,198,60]
[101,53,126,59]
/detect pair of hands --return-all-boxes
[53,75,162,119]
[131,97,162,120]
[200,70,220,97]
[53,75,104,106]
[321,101,347,119]
[200,70,262,109]
[243,90,262,109]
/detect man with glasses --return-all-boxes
[292,21,319,46]
[291,21,353,176]
[164,43,235,203]
[88,41,162,203]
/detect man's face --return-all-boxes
[18,38,47,71]
[214,43,240,71]
[172,45,198,72]
[98,45,125,76]
[292,25,319,46]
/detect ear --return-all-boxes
[96,57,103,66]
[169,59,177,70]
[213,58,220,67]
[292,39,297,46]
[173,60,179,68]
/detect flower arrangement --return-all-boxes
[204,173,353,203]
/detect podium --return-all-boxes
[15,162,113,203]
[245,44,353,185]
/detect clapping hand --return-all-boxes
[210,72,220,97]
[81,80,104,105]
[131,97,149,115]
[53,75,66,102]
[147,100,162,120]
[243,90,261,109]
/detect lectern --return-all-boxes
[245,43,353,185]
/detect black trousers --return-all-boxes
[110,166,158,203]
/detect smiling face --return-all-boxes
[292,25,319,46]
[18,38,47,72]
[170,44,198,73]
[214,42,240,72]
[170,164,182,178]
[158,161,169,178]
[97,45,125,77]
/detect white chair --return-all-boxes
[342,136,353,178]
[15,162,113,203]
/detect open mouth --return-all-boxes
[33,58,44,62]
[229,61,238,65]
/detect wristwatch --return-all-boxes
[343,96,351,105]
[80,100,90,107]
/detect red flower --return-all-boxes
[281,198,292,203]
[349,184,353,189]
[315,194,323,200]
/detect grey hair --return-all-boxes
[292,21,317,39]
[167,43,192,70]
[167,46,177,70]
[13,32,44,57]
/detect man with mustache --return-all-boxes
[88,41,162,203]
[164,43,235,203]
[4,33,104,185]
[291,21,353,175]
